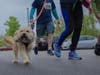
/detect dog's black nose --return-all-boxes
[23,33,26,36]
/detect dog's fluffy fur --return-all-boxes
[4,27,34,64]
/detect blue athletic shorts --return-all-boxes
[36,21,55,37]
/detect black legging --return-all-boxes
[56,1,83,51]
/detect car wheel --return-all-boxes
[95,49,100,56]
[94,44,100,56]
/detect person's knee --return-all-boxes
[48,33,53,43]
[75,24,82,32]
[64,28,73,35]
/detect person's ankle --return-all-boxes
[48,47,52,50]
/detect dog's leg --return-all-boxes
[27,44,33,60]
[27,50,31,61]
[13,44,18,64]
[20,44,30,64]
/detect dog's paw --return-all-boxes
[24,61,30,65]
[13,60,18,64]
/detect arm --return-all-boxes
[51,0,59,20]
[30,6,35,20]
[52,8,61,27]
[82,0,92,13]
[30,0,37,20]
[29,6,36,28]
[52,8,59,20]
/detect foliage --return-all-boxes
[0,35,5,46]
[54,17,65,36]
[0,34,4,41]
[4,16,20,36]
[0,40,6,47]
[81,14,99,37]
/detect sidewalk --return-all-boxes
[0,50,100,75]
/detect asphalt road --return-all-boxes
[0,49,100,75]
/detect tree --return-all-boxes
[81,14,99,37]
[0,34,3,41]
[4,16,20,36]
[0,34,6,46]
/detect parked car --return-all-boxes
[61,35,97,49]
[0,46,12,51]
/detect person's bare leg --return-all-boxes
[35,37,40,47]
[34,37,40,55]
[47,33,54,55]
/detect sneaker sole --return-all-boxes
[47,53,54,56]
[68,57,82,60]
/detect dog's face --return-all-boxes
[14,27,34,43]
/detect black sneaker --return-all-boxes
[34,47,38,55]
[47,50,54,56]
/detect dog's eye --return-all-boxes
[20,30,23,32]
[26,30,29,33]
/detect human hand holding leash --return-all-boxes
[29,19,35,29]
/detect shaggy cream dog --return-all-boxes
[4,27,34,64]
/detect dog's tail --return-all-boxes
[4,36,15,45]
